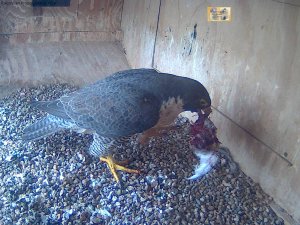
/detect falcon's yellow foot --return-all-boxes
[100,156,140,182]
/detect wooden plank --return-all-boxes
[34,0,78,17]
[0,0,77,34]
[78,0,123,32]
[121,0,160,68]
[154,0,300,163]
[1,31,115,44]
[153,0,300,221]
[0,41,129,89]
[0,0,123,38]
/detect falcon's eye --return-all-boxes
[199,98,208,107]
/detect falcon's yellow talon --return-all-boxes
[115,164,140,174]
[100,156,140,182]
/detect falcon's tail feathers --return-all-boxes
[22,116,64,141]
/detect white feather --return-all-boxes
[188,149,219,180]
[178,111,199,123]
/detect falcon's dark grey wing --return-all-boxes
[30,69,158,117]
[59,81,161,138]
[28,68,211,139]
[30,100,71,120]
[103,68,159,82]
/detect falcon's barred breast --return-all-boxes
[23,68,212,182]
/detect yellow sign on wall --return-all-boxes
[208,7,231,22]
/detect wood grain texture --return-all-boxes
[0,0,77,33]
[121,0,160,68]
[0,0,123,43]
[77,0,123,32]
[3,31,115,44]
[154,0,300,163]
[0,41,129,91]
[121,0,300,222]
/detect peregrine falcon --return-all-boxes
[23,69,212,182]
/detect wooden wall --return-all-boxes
[121,0,160,68]
[0,0,123,44]
[121,0,300,222]
[0,0,129,97]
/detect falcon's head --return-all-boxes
[193,91,212,115]
[178,78,212,116]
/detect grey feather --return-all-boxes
[89,133,132,157]
[60,82,161,137]
[30,100,71,120]
[22,115,72,141]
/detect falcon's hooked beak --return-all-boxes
[201,106,212,116]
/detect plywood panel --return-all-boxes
[0,0,77,33]
[77,0,123,32]
[0,41,129,94]
[153,0,300,221]
[0,0,123,42]
[3,31,115,44]
[121,0,160,68]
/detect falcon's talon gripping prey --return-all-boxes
[22,68,211,183]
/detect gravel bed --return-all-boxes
[0,84,284,225]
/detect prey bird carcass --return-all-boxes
[188,111,221,180]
